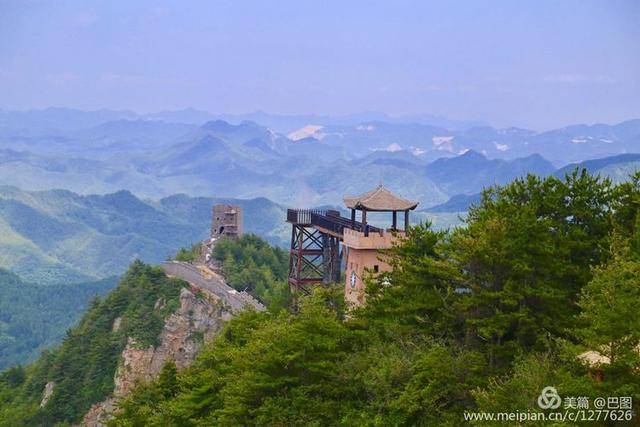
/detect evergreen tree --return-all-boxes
[574,229,640,400]
[452,172,612,370]
[6,170,640,426]
[357,223,462,341]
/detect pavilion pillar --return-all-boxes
[404,210,410,231]
[392,211,397,230]
[351,209,356,228]
[362,209,368,236]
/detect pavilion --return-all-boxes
[344,185,419,235]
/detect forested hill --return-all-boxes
[0,186,288,284]
[107,173,640,426]
[0,262,189,425]
[110,170,639,425]
[0,236,291,425]
[1,170,640,425]
[0,271,117,369]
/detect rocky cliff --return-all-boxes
[82,285,233,426]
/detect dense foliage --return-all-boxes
[0,261,186,425]
[111,170,640,426]
[2,170,639,426]
[173,243,200,263]
[0,270,117,370]
[212,234,291,310]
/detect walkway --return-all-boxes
[162,261,266,313]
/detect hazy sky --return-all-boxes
[1,0,638,129]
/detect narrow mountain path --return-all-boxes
[162,261,266,312]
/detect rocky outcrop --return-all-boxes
[114,287,231,396]
[82,286,233,426]
[111,317,122,332]
[83,400,115,427]
[40,381,55,408]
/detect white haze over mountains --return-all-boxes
[0,107,638,210]
[3,2,638,130]
[0,107,486,134]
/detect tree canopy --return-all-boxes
[2,170,639,426]
[111,171,640,425]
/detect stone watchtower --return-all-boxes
[211,204,243,240]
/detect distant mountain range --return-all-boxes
[0,186,288,284]
[425,151,556,195]
[555,153,640,181]
[426,193,482,213]
[0,107,638,210]
[427,152,640,213]
[0,107,486,134]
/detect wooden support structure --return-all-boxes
[287,186,419,304]
[288,224,324,295]
[287,210,343,295]
[322,233,342,285]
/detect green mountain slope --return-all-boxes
[0,270,117,370]
[0,233,290,425]
[0,262,187,425]
[0,187,288,284]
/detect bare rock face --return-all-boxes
[40,381,55,408]
[111,317,122,333]
[82,286,231,426]
[83,399,116,427]
[113,287,228,396]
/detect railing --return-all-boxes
[287,208,327,225]
[287,208,381,236]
